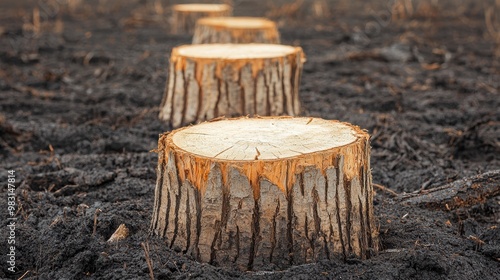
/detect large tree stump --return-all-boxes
[150,117,379,270]
[171,4,232,34]
[192,17,280,44]
[159,44,304,128]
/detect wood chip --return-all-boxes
[108,224,129,242]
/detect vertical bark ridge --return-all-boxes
[186,61,200,124]
[165,155,178,240]
[286,172,294,265]
[193,187,202,259]
[181,68,189,127]
[248,197,260,270]
[265,64,272,116]
[360,166,369,258]
[150,160,165,232]
[214,78,222,117]
[305,214,312,261]
[169,166,185,249]
[162,181,171,238]
[238,69,245,115]
[312,187,323,259]
[252,67,258,115]
[335,161,347,258]
[159,62,175,122]
[324,168,333,259]
[199,165,223,263]
[283,62,293,115]
[184,184,192,253]
[365,168,375,255]
[358,196,367,259]
[292,52,302,114]
[234,226,240,262]
[274,62,284,115]
[255,71,265,115]
[213,176,230,263]
[171,67,186,128]
[343,177,353,254]
[270,197,280,262]
[209,220,222,264]
[335,187,346,258]
[241,65,254,115]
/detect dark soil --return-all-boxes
[1,0,499,279]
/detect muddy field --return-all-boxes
[1,0,499,279]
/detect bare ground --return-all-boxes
[0,0,499,279]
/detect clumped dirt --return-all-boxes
[1,0,499,279]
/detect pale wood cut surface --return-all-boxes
[197,17,276,29]
[151,117,379,270]
[176,44,296,59]
[173,4,231,12]
[172,118,357,160]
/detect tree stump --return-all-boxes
[150,117,379,270]
[159,44,304,128]
[171,4,232,34]
[192,17,280,44]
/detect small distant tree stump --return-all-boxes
[193,17,280,44]
[171,4,232,34]
[150,117,379,270]
[159,44,304,128]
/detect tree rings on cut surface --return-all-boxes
[150,116,379,270]
[171,4,232,34]
[159,44,304,128]
[193,17,280,44]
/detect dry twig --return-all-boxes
[92,209,102,236]
[141,242,155,280]
[373,183,399,197]
[108,224,129,242]
[17,270,31,280]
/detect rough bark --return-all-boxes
[192,17,280,44]
[171,4,232,35]
[159,44,304,128]
[150,117,379,270]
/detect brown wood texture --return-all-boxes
[192,17,280,44]
[150,117,379,270]
[158,44,304,128]
[171,4,232,34]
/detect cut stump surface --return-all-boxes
[159,44,304,128]
[171,4,232,34]
[150,117,379,270]
[193,17,280,44]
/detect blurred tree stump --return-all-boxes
[159,44,304,128]
[193,17,280,44]
[150,117,379,270]
[171,4,232,34]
